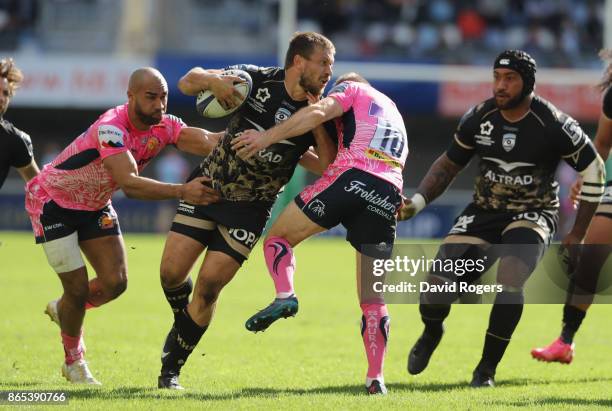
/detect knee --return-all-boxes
[108,276,128,299]
[160,260,186,289]
[101,268,128,300]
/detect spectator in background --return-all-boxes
[294,0,604,67]
[0,0,37,50]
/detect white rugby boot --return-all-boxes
[61,359,101,385]
[44,299,60,326]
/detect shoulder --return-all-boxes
[531,96,587,147]
[328,80,359,96]
[94,107,129,147]
[529,95,567,126]
[0,119,31,145]
[457,98,497,130]
[162,113,185,127]
[228,64,283,82]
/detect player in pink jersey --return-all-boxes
[26,67,221,385]
[232,72,408,395]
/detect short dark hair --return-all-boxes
[333,72,369,86]
[0,57,23,97]
[284,32,335,69]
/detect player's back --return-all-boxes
[327,81,408,190]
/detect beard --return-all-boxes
[299,74,325,97]
[494,92,524,110]
[135,103,162,126]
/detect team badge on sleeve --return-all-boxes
[98,124,125,148]
[561,117,584,146]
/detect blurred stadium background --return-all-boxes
[0,0,609,238]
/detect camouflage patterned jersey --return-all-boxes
[198,64,316,205]
[447,96,597,212]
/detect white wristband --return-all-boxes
[410,193,427,214]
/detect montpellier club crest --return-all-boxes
[502,133,516,152]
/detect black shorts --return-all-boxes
[426,203,557,289]
[447,203,558,244]
[170,199,272,264]
[35,200,121,244]
[295,168,402,258]
[595,181,612,218]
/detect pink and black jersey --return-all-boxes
[327,81,408,190]
[27,103,185,211]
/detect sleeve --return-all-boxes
[9,128,34,168]
[551,113,599,173]
[603,87,612,119]
[445,105,478,166]
[164,114,187,145]
[96,123,129,160]
[555,113,589,159]
[327,81,357,113]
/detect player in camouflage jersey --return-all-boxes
[532,49,612,364]
[400,50,605,387]
[157,32,337,389]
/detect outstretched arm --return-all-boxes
[231,96,343,159]
[103,152,220,205]
[175,127,224,157]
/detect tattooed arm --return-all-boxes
[416,153,464,203]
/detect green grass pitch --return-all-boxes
[1,231,611,410]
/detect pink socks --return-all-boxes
[263,237,296,298]
[61,331,84,365]
[361,303,389,384]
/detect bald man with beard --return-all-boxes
[24,67,222,385]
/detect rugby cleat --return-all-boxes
[45,299,60,326]
[470,369,495,388]
[366,379,388,395]
[531,337,574,364]
[245,295,299,332]
[61,359,101,385]
[158,373,184,390]
[407,329,444,375]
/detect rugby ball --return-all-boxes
[196,69,252,118]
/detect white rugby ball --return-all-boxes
[196,69,252,119]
